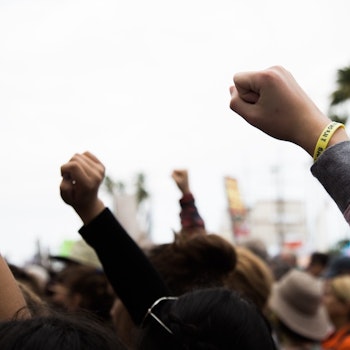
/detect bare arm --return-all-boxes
[229,65,349,156]
[0,256,30,320]
[172,169,206,235]
[230,65,350,221]
[172,170,191,195]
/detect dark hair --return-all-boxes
[0,311,126,350]
[8,263,43,297]
[48,265,115,322]
[139,287,276,350]
[147,234,237,295]
[309,252,330,267]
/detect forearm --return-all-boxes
[0,256,30,320]
[302,120,348,159]
[311,141,350,223]
[79,208,171,325]
[75,199,105,225]
[179,193,205,231]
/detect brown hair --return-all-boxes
[224,246,274,311]
[329,275,350,304]
[147,233,237,295]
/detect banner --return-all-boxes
[224,176,249,239]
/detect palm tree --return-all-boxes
[104,175,125,195]
[328,65,350,124]
[135,173,149,207]
[103,173,152,238]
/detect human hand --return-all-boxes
[171,170,190,195]
[229,66,336,156]
[60,151,106,224]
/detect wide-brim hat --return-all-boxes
[269,269,333,341]
[50,239,102,269]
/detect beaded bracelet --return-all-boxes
[313,121,345,162]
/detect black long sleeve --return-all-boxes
[311,141,350,221]
[79,208,171,325]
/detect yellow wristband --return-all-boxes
[313,121,345,162]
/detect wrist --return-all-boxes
[327,126,349,147]
[180,186,191,195]
[313,122,347,161]
[294,115,331,157]
[76,199,106,225]
[180,192,194,203]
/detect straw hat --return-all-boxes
[268,269,332,341]
[50,239,102,269]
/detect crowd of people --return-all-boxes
[1,65,350,349]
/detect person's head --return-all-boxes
[224,245,274,312]
[49,239,102,270]
[138,287,276,350]
[269,251,297,281]
[0,311,126,350]
[47,264,115,323]
[323,274,350,325]
[323,255,350,279]
[305,251,330,278]
[112,233,237,348]
[239,238,270,262]
[268,269,332,345]
[146,233,237,295]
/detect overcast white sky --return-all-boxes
[1,0,350,264]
